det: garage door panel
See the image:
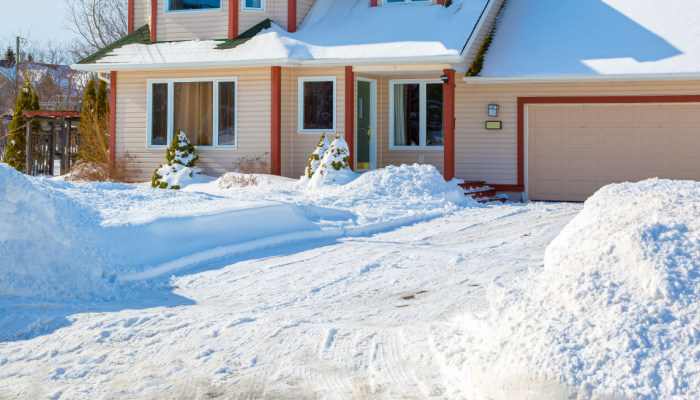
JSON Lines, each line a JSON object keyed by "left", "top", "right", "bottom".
{"left": 528, "top": 103, "right": 700, "bottom": 201}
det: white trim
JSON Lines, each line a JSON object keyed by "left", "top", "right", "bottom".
{"left": 464, "top": 73, "right": 700, "bottom": 85}
{"left": 146, "top": 77, "right": 239, "bottom": 149}
{"left": 164, "top": 0, "right": 222, "bottom": 12}
{"left": 71, "top": 55, "right": 462, "bottom": 72}
{"left": 356, "top": 78, "right": 377, "bottom": 170}
{"left": 388, "top": 78, "right": 444, "bottom": 151}
{"left": 298, "top": 76, "right": 337, "bottom": 134}
{"left": 241, "top": 0, "right": 265, "bottom": 12}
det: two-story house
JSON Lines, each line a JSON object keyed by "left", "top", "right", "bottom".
{"left": 73, "top": 0, "right": 700, "bottom": 202}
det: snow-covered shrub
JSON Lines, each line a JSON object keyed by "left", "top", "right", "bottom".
{"left": 308, "top": 134, "right": 357, "bottom": 187}
{"left": 304, "top": 133, "right": 330, "bottom": 179}
{"left": 152, "top": 131, "right": 201, "bottom": 190}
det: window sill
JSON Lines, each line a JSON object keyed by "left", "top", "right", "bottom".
{"left": 388, "top": 146, "right": 444, "bottom": 151}
{"left": 298, "top": 129, "right": 336, "bottom": 135}
{"left": 241, "top": 7, "right": 265, "bottom": 12}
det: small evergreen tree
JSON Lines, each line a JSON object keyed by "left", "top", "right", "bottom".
{"left": 82, "top": 76, "right": 97, "bottom": 115}
{"left": 152, "top": 131, "right": 200, "bottom": 189}
{"left": 304, "top": 132, "right": 330, "bottom": 179}
{"left": 3, "top": 79, "right": 41, "bottom": 172}
{"left": 5, "top": 47, "right": 15, "bottom": 62}
{"left": 309, "top": 133, "right": 354, "bottom": 186}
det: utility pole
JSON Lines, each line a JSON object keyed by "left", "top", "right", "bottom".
{"left": 15, "top": 36, "right": 20, "bottom": 85}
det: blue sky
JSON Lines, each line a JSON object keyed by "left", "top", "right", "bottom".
{"left": 1, "top": 0, "right": 78, "bottom": 46}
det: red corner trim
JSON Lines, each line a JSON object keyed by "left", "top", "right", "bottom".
{"left": 288, "top": 0, "right": 297, "bottom": 32}
{"left": 109, "top": 72, "right": 117, "bottom": 174}
{"left": 128, "top": 0, "right": 135, "bottom": 33}
{"left": 443, "top": 69, "right": 456, "bottom": 181}
{"left": 229, "top": 0, "right": 239, "bottom": 39}
{"left": 271, "top": 67, "right": 282, "bottom": 175}
{"left": 436, "top": 0, "right": 445, "bottom": 4}
{"left": 370, "top": 0, "right": 378, "bottom": 6}
{"left": 150, "top": 0, "right": 158, "bottom": 42}
{"left": 345, "top": 66, "right": 355, "bottom": 171}
{"left": 517, "top": 95, "right": 700, "bottom": 189}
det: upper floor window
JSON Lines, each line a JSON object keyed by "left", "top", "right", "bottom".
{"left": 167, "top": 0, "right": 221, "bottom": 11}
{"left": 242, "top": 0, "right": 265, "bottom": 11}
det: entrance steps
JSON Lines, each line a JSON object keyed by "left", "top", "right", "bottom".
{"left": 458, "top": 180, "right": 508, "bottom": 204}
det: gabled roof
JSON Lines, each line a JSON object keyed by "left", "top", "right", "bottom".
{"left": 77, "top": 24, "right": 152, "bottom": 65}
{"left": 73, "top": 0, "right": 493, "bottom": 71}
{"left": 475, "top": 0, "right": 700, "bottom": 80}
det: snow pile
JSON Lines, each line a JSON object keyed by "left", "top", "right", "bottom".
{"left": 0, "top": 164, "right": 112, "bottom": 301}
{"left": 308, "top": 135, "right": 357, "bottom": 187}
{"left": 468, "top": 179, "right": 700, "bottom": 399}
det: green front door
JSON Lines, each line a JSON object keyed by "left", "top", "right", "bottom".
{"left": 356, "top": 80, "right": 372, "bottom": 170}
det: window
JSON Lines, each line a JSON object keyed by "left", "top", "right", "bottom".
{"left": 390, "top": 79, "right": 443, "bottom": 149}
{"left": 148, "top": 78, "right": 237, "bottom": 148}
{"left": 298, "top": 77, "right": 336, "bottom": 133}
{"left": 242, "top": 0, "right": 265, "bottom": 11}
{"left": 168, "top": 0, "right": 220, "bottom": 11}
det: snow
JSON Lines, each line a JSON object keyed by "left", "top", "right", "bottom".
{"left": 443, "top": 179, "right": 700, "bottom": 399}
{"left": 2, "top": 162, "right": 700, "bottom": 399}
{"left": 308, "top": 134, "right": 356, "bottom": 187}
{"left": 152, "top": 164, "right": 203, "bottom": 189}
{"left": 480, "top": 0, "right": 700, "bottom": 77}
{"left": 92, "top": 0, "right": 489, "bottom": 67}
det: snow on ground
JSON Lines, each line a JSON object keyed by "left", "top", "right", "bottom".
{"left": 95, "top": 0, "right": 489, "bottom": 67}
{"left": 480, "top": 0, "right": 700, "bottom": 77}
{"left": 439, "top": 179, "right": 700, "bottom": 400}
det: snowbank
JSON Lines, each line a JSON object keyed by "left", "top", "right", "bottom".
{"left": 0, "top": 164, "right": 112, "bottom": 301}
{"left": 468, "top": 179, "right": 700, "bottom": 399}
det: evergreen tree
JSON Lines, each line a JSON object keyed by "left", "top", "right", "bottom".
{"left": 82, "top": 76, "right": 97, "bottom": 115}
{"left": 3, "top": 79, "right": 41, "bottom": 172}
{"left": 152, "top": 131, "right": 200, "bottom": 189}
{"left": 5, "top": 47, "right": 15, "bottom": 62}
{"left": 304, "top": 132, "right": 330, "bottom": 179}
{"left": 308, "top": 134, "right": 354, "bottom": 186}
{"left": 96, "top": 79, "right": 109, "bottom": 121}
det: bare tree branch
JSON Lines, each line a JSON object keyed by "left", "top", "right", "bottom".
{"left": 64, "top": 0, "right": 128, "bottom": 60}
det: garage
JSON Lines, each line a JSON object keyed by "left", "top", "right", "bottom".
{"left": 527, "top": 102, "right": 700, "bottom": 201}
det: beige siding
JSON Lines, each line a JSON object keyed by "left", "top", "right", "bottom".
{"left": 296, "top": 0, "right": 315, "bottom": 28}
{"left": 458, "top": 79, "right": 700, "bottom": 185}
{"left": 281, "top": 67, "right": 346, "bottom": 178}
{"left": 239, "top": 0, "right": 289, "bottom": 34}
{"left": 116, "top": 68, "right": 271, "bottom": 182}
{"left": 134, "top": 0, "right": 150, "bottom": 28}
{"left": 157, "top": 0, "right": 229, "bottom": 41}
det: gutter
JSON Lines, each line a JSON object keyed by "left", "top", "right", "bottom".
{"left": 464, "top": 73, "right": 700, "bottom": 84}
{"left": 71, "top": 54, "right": 463, "bottom": 72}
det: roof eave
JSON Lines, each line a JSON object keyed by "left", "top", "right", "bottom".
{"left": 71, "top": 54, "right": 463, "bottom": 72}
{"left": 464, "top": 73, "right": 700, "bottom": 84}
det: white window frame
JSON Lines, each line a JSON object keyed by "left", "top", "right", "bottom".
{"left": 389, "top": 78, "right": 444, "bottom": 151}
{"left": 241, "top": 0, "right": 266, "bottom": 12}
{"left": 146, "top": 77, "right": 238, "bottom": 149}
{"left": 165, "top": 0, "right": 222, "bottom": 12}
{"left": 298, "top": 76, "right": 337, "bottom": 134}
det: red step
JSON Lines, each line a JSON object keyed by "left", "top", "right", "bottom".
{"left": 459, "top": 179, "right": 508, "bottom": 204}
{"left": 458, "top": 180, "right": 487, "bottom": 191}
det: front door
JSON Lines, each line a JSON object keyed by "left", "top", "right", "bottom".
{"left": 356, "top": 79, "right": 376, "bottom": 170}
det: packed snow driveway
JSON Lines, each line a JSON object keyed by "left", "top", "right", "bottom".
{"left": 0, "top": 191, "right": 579, "bottom": 399}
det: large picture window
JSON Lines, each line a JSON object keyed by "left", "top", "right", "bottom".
{"left": 298, "top": 77, "right": 336, "bottom": 133}
{"left": 148, "top": 78, "right": 237, "bottom": 148}
{"left": 242, "top": 0, "right": 265, "bottom": 11}
{"left": 168, "top": 0, "right": 221, "bottom": 11}
{"left": 390, "top": 79, "right": 443, "bottom": 150}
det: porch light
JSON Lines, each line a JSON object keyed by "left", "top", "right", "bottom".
{"left": 488, "top": 104, "right": 499, "bottom": 117}
{"left": 440, "top": 74, "right": 449, "bottom": 84}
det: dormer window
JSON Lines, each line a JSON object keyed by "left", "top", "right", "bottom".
{"left": 167, "top": 0, "right": 221, "bottom": 11}
{"left": 242, "top": 0, "right": 265, "bottom": 11}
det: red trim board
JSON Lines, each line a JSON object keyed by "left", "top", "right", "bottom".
{"left": 109, "top": 72, "right": 117, "bottom": 174}
{"left": 288, "top": 0, "right": 297, "bottom": 32}
{"left": 128, "top": 0, "right": 135, "bottom": 33}
{"left": 517, "top": 95, "right": 700, "bottom": 190}
{"left": 442, "top": 69, "right": 455, "bottom": 181}
{"left": 229, "top": 0, "right": 239, "bottom": 39}
{"left": 271, "top": 67, "right": 282, "bottom": 175}
{"left": 150, "top": 0, "right": 158, "bottom": 42}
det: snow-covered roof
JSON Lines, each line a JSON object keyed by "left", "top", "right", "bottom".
{"left": 477, "top": 0, "right": 700, "bottom": 79}
{"left": 75, "top": 0, "right": 491, "bottom": 71}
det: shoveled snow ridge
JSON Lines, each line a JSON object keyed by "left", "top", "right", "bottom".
{"left": 467, "top": 179, "right": 700, "bottom": 400}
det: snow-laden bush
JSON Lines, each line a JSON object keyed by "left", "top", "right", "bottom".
{"left": 308, "top": 134, "right": 357, "bottom": 187}
{"left": 304, "top": 133, "right": 330, "bottom": 179}
{"left": 468, "top": 179, "right": 700, "bottom": 400}
{"left": 152, "top": 131, "right": 201, "bottom": 190}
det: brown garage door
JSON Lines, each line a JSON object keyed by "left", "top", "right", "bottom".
{"left": 527, "top": 103, "right": 700, "bottom": 201}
